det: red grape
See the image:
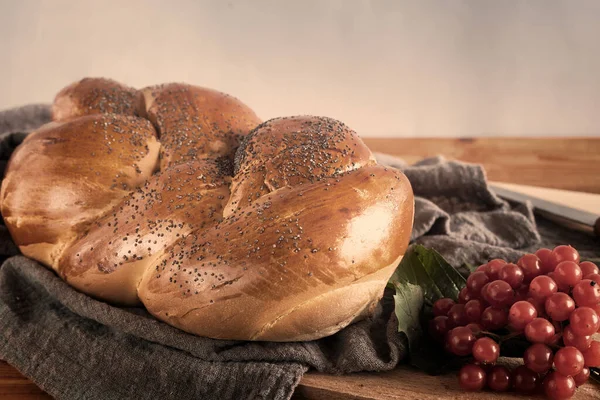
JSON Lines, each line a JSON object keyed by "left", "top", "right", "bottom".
{"left": 499, "top": 263, "right": 524, "bottom": 289}
{"left": 466, "top": 323, "right": 482, "bottom": 335}
{"left": 591, "top": 303, "right": 600, "bottom": 330}
{"left": 529, "top": 275, "right": 558, "bottom": 300}
{"left": 525, "top": 317, "right": 555, "bottom": 344}
{"left": 545, "top": 292, "right": 576, "bottom": 322}
{"left": 433, "top": 298, "right": 455, "bottom": 317}
{"left": 554, "top": 346, "right": 585, "bottom": 377}
{"left": 562, "top": 325, "right": 592, "bottom": 351}
{"left": 582, "top": 340, "right": 600, "bottom": 367}
{"left": 554, "top": 261, "right": 583, "bottom": 291}
{"left": 480, "top": 282, "right": 491, "bottom": 303}
{"left": 475, "top": 263, "right": 489, "bottom": 274}
{"left": 573, "top": 367, "right": 590, "bottom": 386}
{"left": 464, "top": 300, "right": 484, "bottom": 323}
{"left": 429, "top": 316, "right": 450, "bottom": 341}
{"left": 472, "top": 337, "right": 500, "bottom": 364}
{"left": 434, "top": 246, "right": 598, "bottom": 399}
{"left": 580, "top": 261, "right": 599, "bottom": 278}
{"left": 524, "top": 343, "right": 554, "bottom": 373}
{"left": 487, "top": 365, "right": 512, "bottom": 392}
{"left": 514, "top": 284, "right": 529, "bottom": 302}
{"left": 536, "top": 248, "right": 559, "bottom": 273}
{"left": 486, "top": 280, "right": 514, "bottom": 308}
{"left": 542, "top": 372, "right": 576, "bottom": 400}
{"left": 525, "top": 296, "right": 546, "bottom": 317}
{"left": 513, "top": 365, "right": 539, "bottom": 394}
{"left": 480, "top": 307, "right": 508, "bottom": 331}
{"left": 446, "top": 326, "right": 475, "bottom": 356}
{"left": 518, "top": 254, "right": 543, "bottom": 283}
{"left": 458, "top": 364, "right": 486, "bottom": 391}
{"left": 585, "top": 273, "right": 600, "bottom": 283}
{"left": 572, "top": 279, "right": 600, "bottom": 307}
{"left": 486, "top": 259, "right": 507, "bottom": 280}
{"left": 508, "top": 301, "right": 538, "bottom": 331}
{"left": 553, "top": 245, "right": 580, "bottom": 264}
{"left": 458, "top": 287, "right": 475, "bottom": 304}
{"left": 569, "top": 307, "right": 600, "bottom": 336}
{"left": 553, "top": 319, "right": 564, "bottom": 333}
{"left": 548, "top": 333, "right": 562, "bottom": 346}
{"left": 466, "top": 271, "right": 489, "bottom": 296}
{"left": 447, "top": 304, "right": 468, "bottom": 327}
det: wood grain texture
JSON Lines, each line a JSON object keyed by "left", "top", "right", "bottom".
{"left": 489, "top": 182, "right": 600, "bottom": 214}
{"left": 295, "top": 366, "right": 599, "bottom": 400}
{"left": 363, "top": 137, "right": 600, "bottom": 194}
{"left": 0, "top": 361, "right": 50, "bottom": 399}
{"left": 2, "top": 137, "right": 600, "bottom": 399}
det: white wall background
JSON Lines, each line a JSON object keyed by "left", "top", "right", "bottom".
{"left": 1, "top": 0, "right": 599, "bottom": 137}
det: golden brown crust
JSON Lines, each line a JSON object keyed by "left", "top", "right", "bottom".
{"left": 137, "top": 84, "right": 261, "bottom": 169}
{"left": 138, "top": 165, "right": 414, "bottom": 340}
{"left": 0, "top": 114, "right": 159, "bottom": 268}
{"left": 1, "top": 78, "right": 415, "bottom": 341}
{"left": 59, "top": 158, "right": 232, "bottom": 305}
{"left": 52, "top": 78, "right": 137, "bottom": 121}
{"left": 225, "top": 116, "right": 376, "bottom": 216}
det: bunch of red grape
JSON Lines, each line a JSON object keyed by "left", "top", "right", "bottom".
{"left": 429, "top": 245, "right": 600, "bottom": 400}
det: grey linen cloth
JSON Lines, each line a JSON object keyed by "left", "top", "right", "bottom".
{"left": 0, "top": 105, "right": 597, "bottom": 400}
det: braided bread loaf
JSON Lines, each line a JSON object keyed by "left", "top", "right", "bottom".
{"left": 1, "top": 78, "right": 414, "bottom": 341}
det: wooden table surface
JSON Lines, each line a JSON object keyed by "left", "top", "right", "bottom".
{"left": 2, "top": 137, "right": 600, "bottom": 399}
{"left": 366, "top": 137, "right": 600, "bottom": 194}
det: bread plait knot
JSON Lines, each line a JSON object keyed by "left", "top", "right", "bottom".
{"left": 1, "top": 78, "right": 414, "bottom": 341}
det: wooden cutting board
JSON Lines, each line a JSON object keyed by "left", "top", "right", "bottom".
{"left": 295, "top": 364, "right": 599, "bottom": 399}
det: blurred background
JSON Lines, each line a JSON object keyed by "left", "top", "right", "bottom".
{"left": 1, "top": 0, "right": 599, "bottom": 137}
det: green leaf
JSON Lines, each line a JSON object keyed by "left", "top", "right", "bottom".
{"left": 392, "top": 282, "right": 424, "bottom": 352}
{"left": 387, "top": 245, "right": 469, "bottom": 374}
{"left": 462, "top": 262, "right": 478, "bottom": 274}
{"left": 389, "top": 244, "right": 466, "bottom": 305}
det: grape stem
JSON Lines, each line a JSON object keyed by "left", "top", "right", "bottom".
{"left": 481, "top": 331, "right": 522, "bottom": 343}
{"left": 483, "top": 330, "right": 567, "bottom": 352}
